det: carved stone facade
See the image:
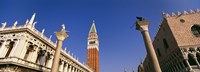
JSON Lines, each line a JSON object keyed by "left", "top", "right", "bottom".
{"left": 138, "top": 9, "right": 200, "bottom": 72}
{"left": 0, "top": 14, "right": 93, "bottom": 72}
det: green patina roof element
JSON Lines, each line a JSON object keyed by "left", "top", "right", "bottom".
{"left": 90, "top": 20, "right": 97, "bottom": 33}
{"left": 90, "top": 24, "right": 96, "bottom": 32}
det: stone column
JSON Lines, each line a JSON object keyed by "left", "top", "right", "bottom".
{"left": 51, "top": 24, "right": 69, "bottom": 72}
{"left": 46, "top": 55, "right": 53, "bottom": 68}
{"left": 193, "top": 57, "right": 200, "bottom": 68}
{"left": 135, "top": 17, "right": 161, "bottom": 72}
{"left": 2, "top": 41, "right": 11, "bottom": 57}
{"left": 30, "top": 45, "right": 39, "bottom": 62}
{"left": 73, "top": 68, "right": 76, "bottom": 72}
{"left": 0, "top": 41, "right": 7, "bottom": 57}
{"left": 71, "top": 67, "right": 74, "bottom": 72}
{"left": 59, "top": 61, "right": 64, "bottom": 72}
{"left": 68, "top": 65, "right": 72, "bottom": 72}
{"left": 19, "top": 40, "right": 28, "bottom": 58}
{"left": 185, "top": 59, "right": 192, "bottom": 71}
{"left": 63, "top": 63, "right": 68, "bottom": 72}
{"left": 9, "top": 39, "right": 20, "bottom": 57}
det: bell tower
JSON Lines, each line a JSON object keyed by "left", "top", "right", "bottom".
{"left": 86, "top": 20, "right": 99, "bottom": 72}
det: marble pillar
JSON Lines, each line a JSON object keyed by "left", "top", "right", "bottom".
{"left": 135, "top": 17, "right": 161, "bottom": 72}
{"left": 51, "top": 25, "right": 68, "bottom": 72}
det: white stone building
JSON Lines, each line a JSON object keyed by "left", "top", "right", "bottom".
{"left": 0, "top": 13, "right": 93, "bottom": 72}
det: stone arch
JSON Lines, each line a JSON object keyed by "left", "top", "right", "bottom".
{"left": 191, "top": 24, "right": 200, "bottom": 37}
{"left": 188, "top": 53, "right": 197, "bottom": 65}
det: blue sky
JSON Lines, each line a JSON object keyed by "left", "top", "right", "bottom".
{"left": 0, "top": 0, "right": 200, "bottom": 72}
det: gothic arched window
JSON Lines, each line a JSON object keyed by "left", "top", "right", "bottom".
{"left": 191, "top": 24, "right": 200, "bottom": 37}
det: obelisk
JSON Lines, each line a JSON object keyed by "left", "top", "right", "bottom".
{"left": 135, "top": 17, "right": 161, "bottom": 72}
{"left": 51, "top": 24, "right": 68, "bottom": 72}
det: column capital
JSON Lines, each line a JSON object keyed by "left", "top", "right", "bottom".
{"left": 135, "top": 17, "right": 150, "bottom": 32}
{"left": 55, "top": 30, "right": 68, "bottom": 41}
{"left": 55, "top": 24, "right": 69, "bottom": 41}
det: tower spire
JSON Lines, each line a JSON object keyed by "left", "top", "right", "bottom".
{"left": 87, "top": 20, "right": 99, "bottom": 72}
{"left": 29, "top": 13, "right": 36, "bottom": 25}
{"left": 89, "top": 20, "right": 97, "bottom": 33}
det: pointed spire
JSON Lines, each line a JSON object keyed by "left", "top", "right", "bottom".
{"left": 29, "top": 13, "right": 36, "bottom": 25}
{"left": 68, "top": 51, "right": 70, "bottom": 54}
{"left": 190, "top": 9, "right": 195, "bottom": 13}
{"left": 49, "top": 35, "right": 52, "bottom": 40}
{"left": 171, "top": 12, "right": 176, "bottom": 16}
{"left": 178, "top": 11, "right": 182, "bottom": 16}
{"left": 77, "top": 57, "right": 79, "bottom": 60}
{"left": 89, "top": 20, "right": 97, "bottom": 33}
{"left": 162, "top": 11, "right": 166, "bottom": 15}
{"left": 162, "top": 11, "right": 166, "bottom": 17}
{"left": 12, "top": 21, "right": 18, "bottom": 27}
{"left": 26, "top": 19, "right": 29, "bottom": 24}
{"left": 64, "top": 47, "right": 67, "bottom": 51}
{"left": 166, "top": 13, "right": 170, "bottom": 17}
{"left": 42, "top": 29, "right": 45, "bottom": 34}
{"left": 1, "top": 22, "right": 7, "bottom": 29}
{"left": 184, "top": 11, "right": 189, "bottom": 14}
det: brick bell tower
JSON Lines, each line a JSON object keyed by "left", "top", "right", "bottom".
{"left": 87, "top": 20, "right": 99, "bottom": 72}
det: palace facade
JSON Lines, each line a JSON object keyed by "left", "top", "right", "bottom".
{"left": 138, "top": 9, "right": 200, "bottom": 72}
{"left": 0, "top": 13, "right": 94, "bottom": 72}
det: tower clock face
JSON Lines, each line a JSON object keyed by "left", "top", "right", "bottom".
{"left": 89, "top": 41, "right": 95, "bottom": 44}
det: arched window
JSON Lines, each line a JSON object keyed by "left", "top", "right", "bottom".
{"left": 191, "top": 24, "right": 200, "bottom": 37}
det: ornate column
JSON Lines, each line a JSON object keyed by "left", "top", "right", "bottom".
{"left": 63, "top": 63, "right": 68, "bottom": 72}
{"left": 18, "top": 39, "right": 28, "bottom": 58}
{"left": 185, "top": 59, "right": 193, "bottom": 71}
{"left": 135, "top": 17, "right": 161, "bottom": 72}
{"left": 71, "top": 67, "right": 74, "bottom": 72}
{"left": 9, "top": 39, "right": 20, "bottom": 57}
{"left": 59, "top": 61, "right": 64, "bottom": 72}
{"left": 30, "top": 45, "right": 39, "bottom": 62}
{"left": 0, "top": 41, "right": 7, "bottom": 57}
{"left": 46, "top": 55, "right": 53, "bottom": 68}
{"left": 193, "top": 56, "right": 200, "bottom": 68}
{"left": 51, "top": 24, "right": 68, "bottom": 72}
{"left": 2, "top": 41, "right": 11, "bottom": 57}
{"left": 68, "top": 65, "right": 72, "bottom": 72}
{"left": 73, "top": 68, "right": 76, "bottom": 72}
{"left": 26, "top": 45, "right": 35, "bottom": 61}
